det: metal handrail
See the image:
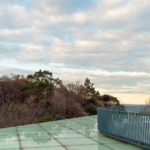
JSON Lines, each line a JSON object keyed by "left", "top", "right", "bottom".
{"left": 98, "top": 105, "right": 150, "bottom": 149}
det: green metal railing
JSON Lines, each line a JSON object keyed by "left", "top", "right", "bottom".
{"left": 98, "top": 105, "right": 150, "bottom": 149}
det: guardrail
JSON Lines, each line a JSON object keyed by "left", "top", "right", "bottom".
{"left": 98, "top": 105, "right": 150, "bottom": 149}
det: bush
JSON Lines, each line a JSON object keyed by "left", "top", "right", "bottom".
{"left": 36, "top": 114, "right": 65, "bottom": 123}
{"left": 55, "top": 114, "right": 65, "bottom": 120}
{"left": 88, "top": 98, "right": 96, "bottom": 104}
{"left": 36, "top": 114, "right": 54, "bottom": 123}
{"left": 83, "top": 103, "right": 97, "bottom": 115}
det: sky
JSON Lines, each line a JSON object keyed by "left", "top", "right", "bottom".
{"left": 0, "top": 0, "right": 150, "bottom": 104}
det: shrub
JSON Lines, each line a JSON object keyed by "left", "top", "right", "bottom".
{"left": 55, "top": 114, "right": 65, "bottom": 120}
{"left": 83, "top": 103, "right": 97, "bottom": 115}
{"left": 36, "top": 114, "right": 54, "bottom": 123}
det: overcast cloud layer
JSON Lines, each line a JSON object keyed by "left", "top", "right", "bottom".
{"left": 0, "top": 0, "right": 150, "bottom": 104}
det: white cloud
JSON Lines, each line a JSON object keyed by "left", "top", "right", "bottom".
{"left": 0, "top": 4, "right": 30, "bottom": 29}
{"left": 0, "top": 0, "right": 150, "bottom": 104}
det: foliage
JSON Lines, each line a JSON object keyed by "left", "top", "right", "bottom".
{"left": 84, "top": 78, "right": 100, "bottom": 99}
{"left": 36, "top": 114, "right": 65, "bottom": 123}
{"left": 55, "top": 114, "right": 65, "bottom": 120}
{"left": 9, "top": 104, "right": 26, "bottom": 114}
{"left": 0, "top": 75, "right": 26, "bottom": 105}
{"left": 36, "top": 114, "right": 54, "bottom": 123}
{"left": 0, "top": 70, "right": 120, "bottom": 128}
{"left": 83, "top": 102, "right": 97, "bottom": 115}
{"left": 26, "top": 70, "right": 61, "bottom": 98}
{"left": 100, "top": 94, "right": 120, "bottom": 106}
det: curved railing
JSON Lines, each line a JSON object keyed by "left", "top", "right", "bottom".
{"left": 98, "top": 105, "right": 150, "bottom": 149}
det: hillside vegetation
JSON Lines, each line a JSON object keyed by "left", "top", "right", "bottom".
{"left": 0, "top": 70, "right": 120, "bottom": 128}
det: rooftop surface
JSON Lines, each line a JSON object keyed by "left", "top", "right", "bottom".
{"left": 0, "top": 115, "right": 146, "bottom": 150}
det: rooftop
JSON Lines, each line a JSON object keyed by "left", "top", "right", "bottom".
{"left": 0, "top": 115, "right": 145, "bottom": 150}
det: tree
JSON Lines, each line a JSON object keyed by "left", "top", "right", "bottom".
{"left": 84, "top": 78, "right": 100, "bottom": 99}
{"left": 25, "top": 70, "right": 61, "bottom": 99}
{"left": 0, "top": 75, "right": 26, "bottom": 105}
{"left": 100, "top": 94, "right": 120, "bottom": 106}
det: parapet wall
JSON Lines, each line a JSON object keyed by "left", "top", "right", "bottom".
{"left": 98, "top": 105, "right": 150, "bottom": 149}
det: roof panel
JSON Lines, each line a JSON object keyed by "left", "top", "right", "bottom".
{"left": 0, "top": 115, "right": 145, "bottom": 150}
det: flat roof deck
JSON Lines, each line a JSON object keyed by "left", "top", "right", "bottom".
{"left": 0, "top": 115, "right": 146, "bottom": 150}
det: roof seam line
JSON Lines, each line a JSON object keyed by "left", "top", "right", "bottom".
{"left": 57, "top": 122, "right": 115, "bottom": 150}
{"left": 16, "top": 127, "right": 23, "bottom": 150}
{"left": 38, "top": 124, "right": 69, "bottom": 150}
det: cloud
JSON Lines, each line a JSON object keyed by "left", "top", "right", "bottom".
{"left": 92, "top": 0, "right": 150, "bottom": 28}
{"left": 0, "top": 4, "right": 30, "bottom": 29}
{"left": 0, "top": 66, "right": 32, "bottom": 75}
{"left": 0, "top": 0, "right": 150, "bottom": 104}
